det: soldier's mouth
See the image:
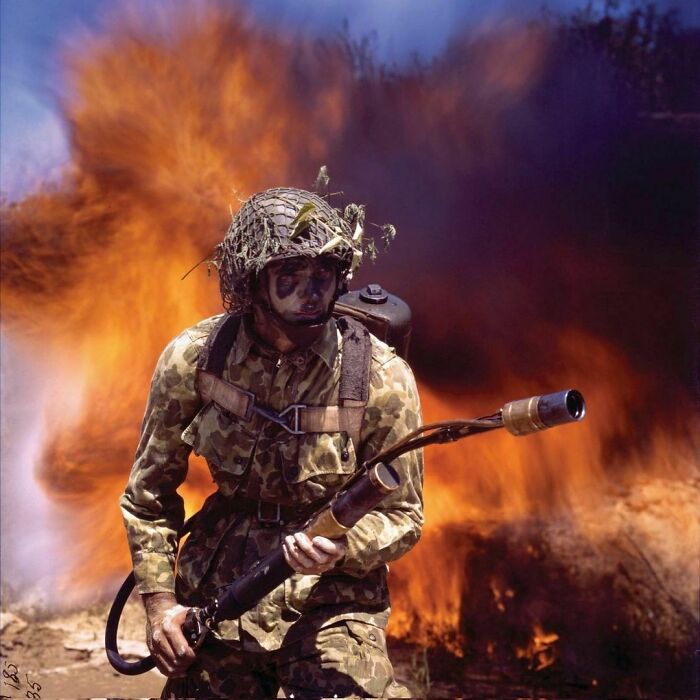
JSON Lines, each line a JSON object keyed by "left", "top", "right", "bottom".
{"left": 294, "top": 305, "right": 323, "bottom": 317}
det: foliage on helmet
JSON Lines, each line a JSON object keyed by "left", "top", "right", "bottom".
{"left": 213, "top": 187, "right": 394, "bottom": 313}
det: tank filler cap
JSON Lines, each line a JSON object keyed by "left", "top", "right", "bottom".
{"left": 359, "top": 284, "right": 388, "bottom": 304}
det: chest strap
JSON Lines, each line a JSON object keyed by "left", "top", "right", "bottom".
{"left": 196, "top": 314, "right": 371, "bottom": 451}
{"left": 198, "top": 371, "right": 366, "bottom": 440}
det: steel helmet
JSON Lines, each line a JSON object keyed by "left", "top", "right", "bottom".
{"left": 215, "top": 187, "right": 362, "bottom": 313}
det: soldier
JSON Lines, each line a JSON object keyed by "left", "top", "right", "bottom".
{"left": 120, "top": 188, "right": 424, "bottom": 698}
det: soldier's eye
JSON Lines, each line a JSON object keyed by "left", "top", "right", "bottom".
{"left": 316, "top": 267, "right": 334, "bottom": 280}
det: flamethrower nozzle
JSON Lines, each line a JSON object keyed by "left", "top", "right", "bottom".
{"left": 502, "top": 389, "right": 585, "bottom": 436}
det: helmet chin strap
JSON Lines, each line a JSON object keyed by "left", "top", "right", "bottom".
{"left": 258, "top": 300, "right": 333, "bottom": 348}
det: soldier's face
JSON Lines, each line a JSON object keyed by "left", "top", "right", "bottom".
{"left": 264, "top": 256, "right": 338, "bottom": 324}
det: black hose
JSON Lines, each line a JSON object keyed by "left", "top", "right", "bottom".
{"left": 105, "top": 516, "right": 196, "bottom": 675}
{"left": 104, "top": 571, "right": 156, "bottom": 675}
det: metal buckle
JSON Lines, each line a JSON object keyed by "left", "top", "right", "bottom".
{"left": 239, "top": 387, "right": 257, "bottom": 422}
{"left": 252, "top": 403, "right": 307, "bottom": 434}
{"left": 257, "top": 500, "right": 282, "bottom": 524}
{"left": 278, "top": 404, "right": 306, "bottom": 434}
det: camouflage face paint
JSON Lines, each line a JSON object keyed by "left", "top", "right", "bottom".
{"left": 265, "top": 257, "right": 338, "bottom": 324}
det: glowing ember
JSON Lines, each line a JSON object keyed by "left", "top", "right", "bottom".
{"left": 515, "top": 623, "right": 559, "bottom": 671}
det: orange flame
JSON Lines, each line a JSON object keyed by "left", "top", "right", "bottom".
{"left": 2, "top": 4, "right": 355, "bottom": 595}
{"left": 385, "top": 331, "right": 700, "bottom": 644}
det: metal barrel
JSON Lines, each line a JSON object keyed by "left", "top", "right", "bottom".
{"left": 212, "top": 463, "right": 399, "bottom": 623}
{"left": 213, "top": 548, "right": 293, "bottom": 622}
{"left": 502, "top": 389, "right": 586, "bottom": 436}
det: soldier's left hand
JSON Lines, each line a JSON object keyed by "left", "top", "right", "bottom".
{"left": 282, "top": 532, "right": 347, "bottom": 575}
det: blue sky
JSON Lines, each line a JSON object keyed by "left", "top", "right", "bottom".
{"left": 2, "top": 0, "right": 698, "bottom": 199}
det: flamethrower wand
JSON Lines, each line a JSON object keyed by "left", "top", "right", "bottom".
{"left": 105, "top": 388, "right": 585, "bottom": 675}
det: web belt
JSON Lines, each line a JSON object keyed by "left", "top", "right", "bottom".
{"left": 226, "top": 494, "right": 317, "bottom": 525}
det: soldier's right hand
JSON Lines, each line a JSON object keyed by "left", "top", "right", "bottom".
{"left": 143, "top": 592, "right": 196, "bottom": 677}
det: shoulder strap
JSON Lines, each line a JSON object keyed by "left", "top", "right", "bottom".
{"left": 196, "top": 314, "right": 254, "bottom": 418}
{"left": 337, "top": 315, "right": 372, "bottom": 404}
{"left": 197, "top": 314, "right": 243, "bottom": 376}
{"left": 336, "top": 315, "right": 372, "bottom": 450}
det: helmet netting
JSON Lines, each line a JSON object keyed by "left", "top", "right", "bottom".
{"left": 214, "top": 188, "right": 357, "bottom": 313}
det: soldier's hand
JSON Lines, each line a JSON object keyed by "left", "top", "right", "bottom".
{"left": 143, "top": 592, "right": 196, "bottom": 677}
{"left": 282, "top": 532, "right": 347, "bottom": 575}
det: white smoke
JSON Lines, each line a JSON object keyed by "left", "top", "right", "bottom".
{"left": 0, "top": 334, "right": 85, "bottom": 610}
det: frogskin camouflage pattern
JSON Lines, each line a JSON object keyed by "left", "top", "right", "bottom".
{"left": 160, "top": 620, "right": 411, "bottom": 699}
{"left": 120, "top": 314, "right": 423, "bottom": 672}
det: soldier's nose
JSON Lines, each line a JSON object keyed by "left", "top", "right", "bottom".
{"left": 304, "top": 281, "right": 322, "bottom": 300}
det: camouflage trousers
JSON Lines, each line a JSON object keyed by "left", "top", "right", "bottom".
{"left": 161, "top": 620, "right": 409, "bottom": 699}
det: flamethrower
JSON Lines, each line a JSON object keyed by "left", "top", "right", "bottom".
{"left": 105, "top": 388, "right": 585, "bottom": 675}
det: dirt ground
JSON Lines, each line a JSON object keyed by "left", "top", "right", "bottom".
{"left": 1, "top": 601, "right": 162, "bottom": 699}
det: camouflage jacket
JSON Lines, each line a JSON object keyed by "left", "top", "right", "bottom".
{"left": 121, "top": 315, "right": 423, "bottom": 651}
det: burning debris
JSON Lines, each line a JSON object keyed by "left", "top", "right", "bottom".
{"left": 1, "top": 2, "right": 698, "bottom": 697}
{"left": 456, "top": 475, "right": 699, "bottom": 694}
